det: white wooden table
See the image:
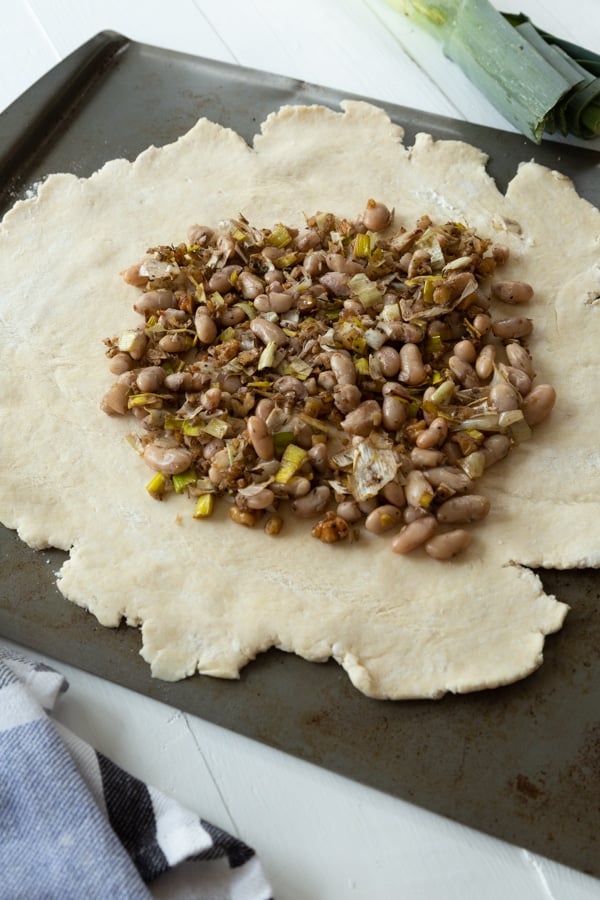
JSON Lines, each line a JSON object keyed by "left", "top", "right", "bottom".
{"left": 1, "top": 2, "right": 599, "bottom": 898}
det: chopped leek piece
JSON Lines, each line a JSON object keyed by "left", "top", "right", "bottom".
{"left": 423, "top": 276, "right": 443, "bottom": 304}
{"left": 258, "top": 340, "right": 277, "bottom": 370}
{"left": 173, "top": 470, "right": 197, "bottom": 493}
{"left": 146, "top": 472, "right": 167, "bottom": 499}
{"left": 118, "top": 329, "right": 146, "bottom": 357}
{"left": 127, "top": 392, "right": 163, "bottom": 409}
{"left": 430, "top": 379, "right": 455, "bottom": 405}
{"left": 274, "top": 443, "right": 308, "bottom": 484}
{"left": 272, "top": 430, "right": 295, "bottom": 457}
{"left": 353, "top": 233, "right": 372, "bottom": 258}
{"left": 281, "top": 356, "right": 313, "bottom": 380}
{"left": 182, "top": 420, "right": 205, "bottom": 437}
{"left": 466, "top": 428, "right": 485, "bottom": 442}
{"left": 274, "top": 253, "right": 299, "bottom": 269}
{"left": 459, "top": 412, "right": 501, "bottom": 432}
{"left": 460, "top": 450, "right": 486, "bottom": 479}
{"left": 426, "top": 333, "right": 444, "bottom": 354}
{"left": 267, "top": 224, "right": 293, "bottom": 248}
{"left": 203, "top": 417, "right": 229, "bottom": 439}
{"left": 354, "top": 357, "right": 370, "bottom": 377}
{"left": 219, "top": 327, "right": 236, "bottom": 342}
{"left": 386, "top": 0, "right": 600, "bottom": 142}
{"left": 234, "top": 301, "right": 257, "bottom": 320}
{"left": 379, "top": 302, "right": 401, "bottom": 322}
{"left": 351, "top": 438, "right": 398, "bottom": 502}
{"left": 193, "top": 493, "right": 215, "bottom": 518}
{"left": 352, "top": 336, "right": 367, "bottom": 356}
{"left": 348, "top": 273, "right": 382, "bottom": 308}
{"left": 210, "top": 291, "right": 226, "bottom": 308}
{"left": 498, "top": 408, "right": 532, "bottom": 442}
{"left": 164, "top": 414, "right": 183, "bottom": 431}
{"left": 406, "top": 400, "right": 421, "bottom": 419}
{"left": 298, "top": 412, "right": 332, "bottom": 434}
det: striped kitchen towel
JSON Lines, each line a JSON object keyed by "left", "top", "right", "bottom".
{"left": 0, "top": 647, "right": 273, "bottom": 900}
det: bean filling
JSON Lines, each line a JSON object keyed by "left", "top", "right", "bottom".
{"left": 102, "top": 202, "right": 556, "bottom": 559}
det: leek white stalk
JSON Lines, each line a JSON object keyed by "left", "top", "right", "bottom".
{"left": 387, "top": 0, "right": 600, "bottom": 142}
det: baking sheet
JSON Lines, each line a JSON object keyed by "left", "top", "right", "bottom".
{"left": 1, "top": 32, "right": 599, "bottom": 878}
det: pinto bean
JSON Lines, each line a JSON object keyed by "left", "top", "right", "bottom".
{"left": 492, "top": 317, "right": 533, "bottom": 339}
{"left": 337, "top": 500, "right": 363, "bottom": 523}
{"left": 247, "top": 415, "right": 274, "bottom": 460}
{"left": 136, "top": 366, "right": 165, "bottom": 392}
{"left": 391, "top": 515, "right": 437, "bottom": 554}
{"left": 326, "top": 252, "right": 363, "bottom": 275}
{"left": 374, "top": 346, "right": 401, "bottom": 378}
{"left": 448, "top": 355, "right": 478, "bottom": 388}
{"left": 425, "top": 529, "right": 471, "bottom": 559}
{"left": 482, "top": 434, "right": 511, "bottom": 468}
{"left": 475, "top": 343, "right": 496, "bottom": 380}
{"left": 522, "top": 384, "right": 556, "bottom": 426}
{"left": 365, "top": 504, "right": 404, "bottom": 534}
{"left": 291, "top": 485, "right": 331, "bottom": 518}
{"left": 362, "top": 199, "right": 392, "bottom": 232}
{"left": 436, "top": 494, "right": 490, "bottom": 524}
{"left": 207, "top": 264, "right": 242, "bottom": 293}
{"left": 134, "top": 289, "right": 174, "bottom": 314}
{"left": 194, "top": 310, "right": 218, "bottom": 344}
{"left": 330, "top": 349, "right": 356, "bottom": 385}
{"left": 143, "top": 444, "right": 192, "bottom": 475}
{"left": 250, "top": 317, "right": 288, "bottom": 347}
{"left": 453, "top": 339, "right": 477, "bottom": 363}
{"left": 490, "top": 281, "right": 533, "bottom": 304}
{"left": 499, "top": 363, "right": 532, "bottom": 396}
{"left": 505, "top": 342, "right": 535, "bottom": 378}
{"left": 416, "top": 417, "right": 448, "bottom": 449}
{"left": 410, "top": 447, "right": 445, "bottom": 468}
{"left": 101, "top": 381, "right": 130, "bottom": 416}
{"left": 382, "top": 395, "right": 408, "bottom": 432}
{"left": 246, "top": 488, "right": 275, "bottom": 510}
{"left": 158, "top": 333, "right": 192, "bottom": 353}
{"left": 399, "top": 343, "right": 426, "bottom": 385}
{"left": 341, "top": 400, "right": 382, "bottom": 436}
{"left": 424, "top": 467, "right": 474, "bottom": 493}
{"left": 380, "top": 481, "right": 406, "bottom": 508}
{"left": 109, "top": 353, "right": 135, "bottom": 375}
{"left": 333, "top": 383, "right": 362, "bottom": 415}
{"left": 404, "top": 470, "right": 435, "bottom": 509}
{"left": 253, "top": 292, "right": 294, "bottom": 314}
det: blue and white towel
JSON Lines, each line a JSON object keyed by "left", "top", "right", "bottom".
{"left": 0, "top": 647, "right": 273, "bottom": 899}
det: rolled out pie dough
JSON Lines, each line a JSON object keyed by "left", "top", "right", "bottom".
{"left": 1, "top": 100, "right": 599, "bottom": 699}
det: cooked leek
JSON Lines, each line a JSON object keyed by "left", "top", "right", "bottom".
{"left": 172, "top": 470, "right": 197, "bottom": 493}
{"left": 193, "top": 494, "right": 214, "bottom": 518}
{"left": 146, "top": 472, "right": 167, "bottom": 499}
{"left": 274, "top": 443, "right": 308, "bottom": 484}
{"left": 387, "top": 0, "right": 600, "bottom": 143}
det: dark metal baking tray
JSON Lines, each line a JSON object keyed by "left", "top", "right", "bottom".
{"left": 1, "top": 32, "right": 599, "bottom": 879}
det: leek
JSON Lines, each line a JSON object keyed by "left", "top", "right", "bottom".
{"left": 387, "top": 0, "right": 600, "bottom": 143}
{"left": 193, "top": 494, "right": 214, "bottom": 518}
{"left": 146, "top": 472, "right": 167, "bottom": 499}
{"left": 274, "top": 443, "right": 308, "bottom": 484}
{"left": 172, "top": 470, "right": 197, "bottom": 493}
